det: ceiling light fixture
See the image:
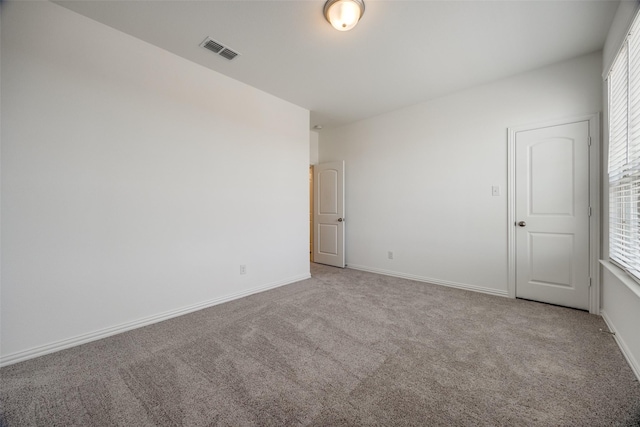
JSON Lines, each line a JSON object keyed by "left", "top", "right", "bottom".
{"left": 323, "top": 0, "right": 365, "bottom": 32}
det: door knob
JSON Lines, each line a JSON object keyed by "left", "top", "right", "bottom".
{"left": 517, "top": 221, "right": 526, "bottom": 227}
{"left": 338, "top": 218, "right": 344, "bottom": 222}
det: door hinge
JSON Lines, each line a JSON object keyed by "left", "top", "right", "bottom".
{"left": 588, "top": 136, "right": 592, "bottom": 146}
{"left": 588, "top": 206, "right": 592, "bottom": 217}
{"left": 589, "top": 277, "right": 592, "bottom": 288}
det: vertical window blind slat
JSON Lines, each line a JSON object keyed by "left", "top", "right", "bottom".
{"left": 608, "top": 14, "right": 640, "bottom": 282}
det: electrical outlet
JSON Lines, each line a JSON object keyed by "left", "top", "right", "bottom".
{"left": 240, "top": 265, "right": 246, "bottom": 275}
{"left": 388, "top": 251, "right": 394, "bottom": 260}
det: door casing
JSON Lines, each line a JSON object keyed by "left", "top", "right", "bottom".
{"left": 507, "top": 113, "right": 600, "bottom": 314}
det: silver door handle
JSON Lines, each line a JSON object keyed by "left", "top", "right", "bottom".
{"left": 338, "top": 218, "right": 344, "bottom": 222}
{"left": 517, "top": 221, "right": 526, "bottom": 227}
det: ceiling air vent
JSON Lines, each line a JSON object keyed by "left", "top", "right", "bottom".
{"left": 219, "top": 49, "right": 238, "bottom": 61}
{"left": 200, "top": 37, "right": 240, "bottom": 61}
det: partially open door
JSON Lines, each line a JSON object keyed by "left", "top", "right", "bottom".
{"left": 313, "top": 161, "right": 345, "bottom": 267}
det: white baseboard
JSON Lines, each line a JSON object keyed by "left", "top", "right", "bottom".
{"left": 346, "top": 264, "right": 509, "bottom": 297}
{"left": 601, "top": 309, "right": 640, "bottom": 382}
{"left": 0, "top": 273, "right": 310, "bottom": 367}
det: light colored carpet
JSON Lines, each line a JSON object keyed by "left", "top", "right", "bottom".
{"left": 1, "top": 263, "right": 639, "bottom": 426}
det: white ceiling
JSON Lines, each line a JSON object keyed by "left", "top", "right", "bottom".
{"left": 55, "top": 0, "right": 619, "bottom": 129}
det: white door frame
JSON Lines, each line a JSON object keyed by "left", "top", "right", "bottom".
{"left": 507, "top": 113, "right": 600, "bottom": 314}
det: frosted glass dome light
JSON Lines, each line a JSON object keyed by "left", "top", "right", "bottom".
{"left": 324, "top": 0, "right": 365, "bottom": 32}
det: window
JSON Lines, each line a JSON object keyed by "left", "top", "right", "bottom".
{"left": 608, "top": 14, "right": 640, "bottom": 282}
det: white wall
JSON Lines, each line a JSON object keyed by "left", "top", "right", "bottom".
{"left": 1, "top": 1, "right": 310, "bottom": 364}
{"left": 600, "top": 263, "right": 640, "bottom": 380}
{"left": 600, "top": 1, "right": 640, "bottom": 381}
{"left": 310, "top": 131, "right": 319, "bottom": 165}
{"left": 320, "top": 52, "right": 602, "bottom": 295}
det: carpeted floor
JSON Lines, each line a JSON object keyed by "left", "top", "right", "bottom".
{"left": 1, "top": 263, "right": 639, "bottom": 426}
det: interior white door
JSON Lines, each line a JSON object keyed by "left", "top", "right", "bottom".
{"left": 515, "top": 121, "right": 590, "bottom": 310}
{"left": 313, "top": 161, "right": 345, "bottom": 267}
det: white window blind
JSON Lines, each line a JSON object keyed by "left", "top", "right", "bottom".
{"left": 608, "top": 14, "right": 640, "bottom": 282}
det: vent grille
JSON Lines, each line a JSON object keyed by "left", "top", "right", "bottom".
{"left": 200, "top": 37, "right": 240, "bottom": 61}
{"left": 202, "top": 39, "right": 224, "bottom": 53}
{"left": 219, "top": 49, "right": 238, "bottom": 60}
